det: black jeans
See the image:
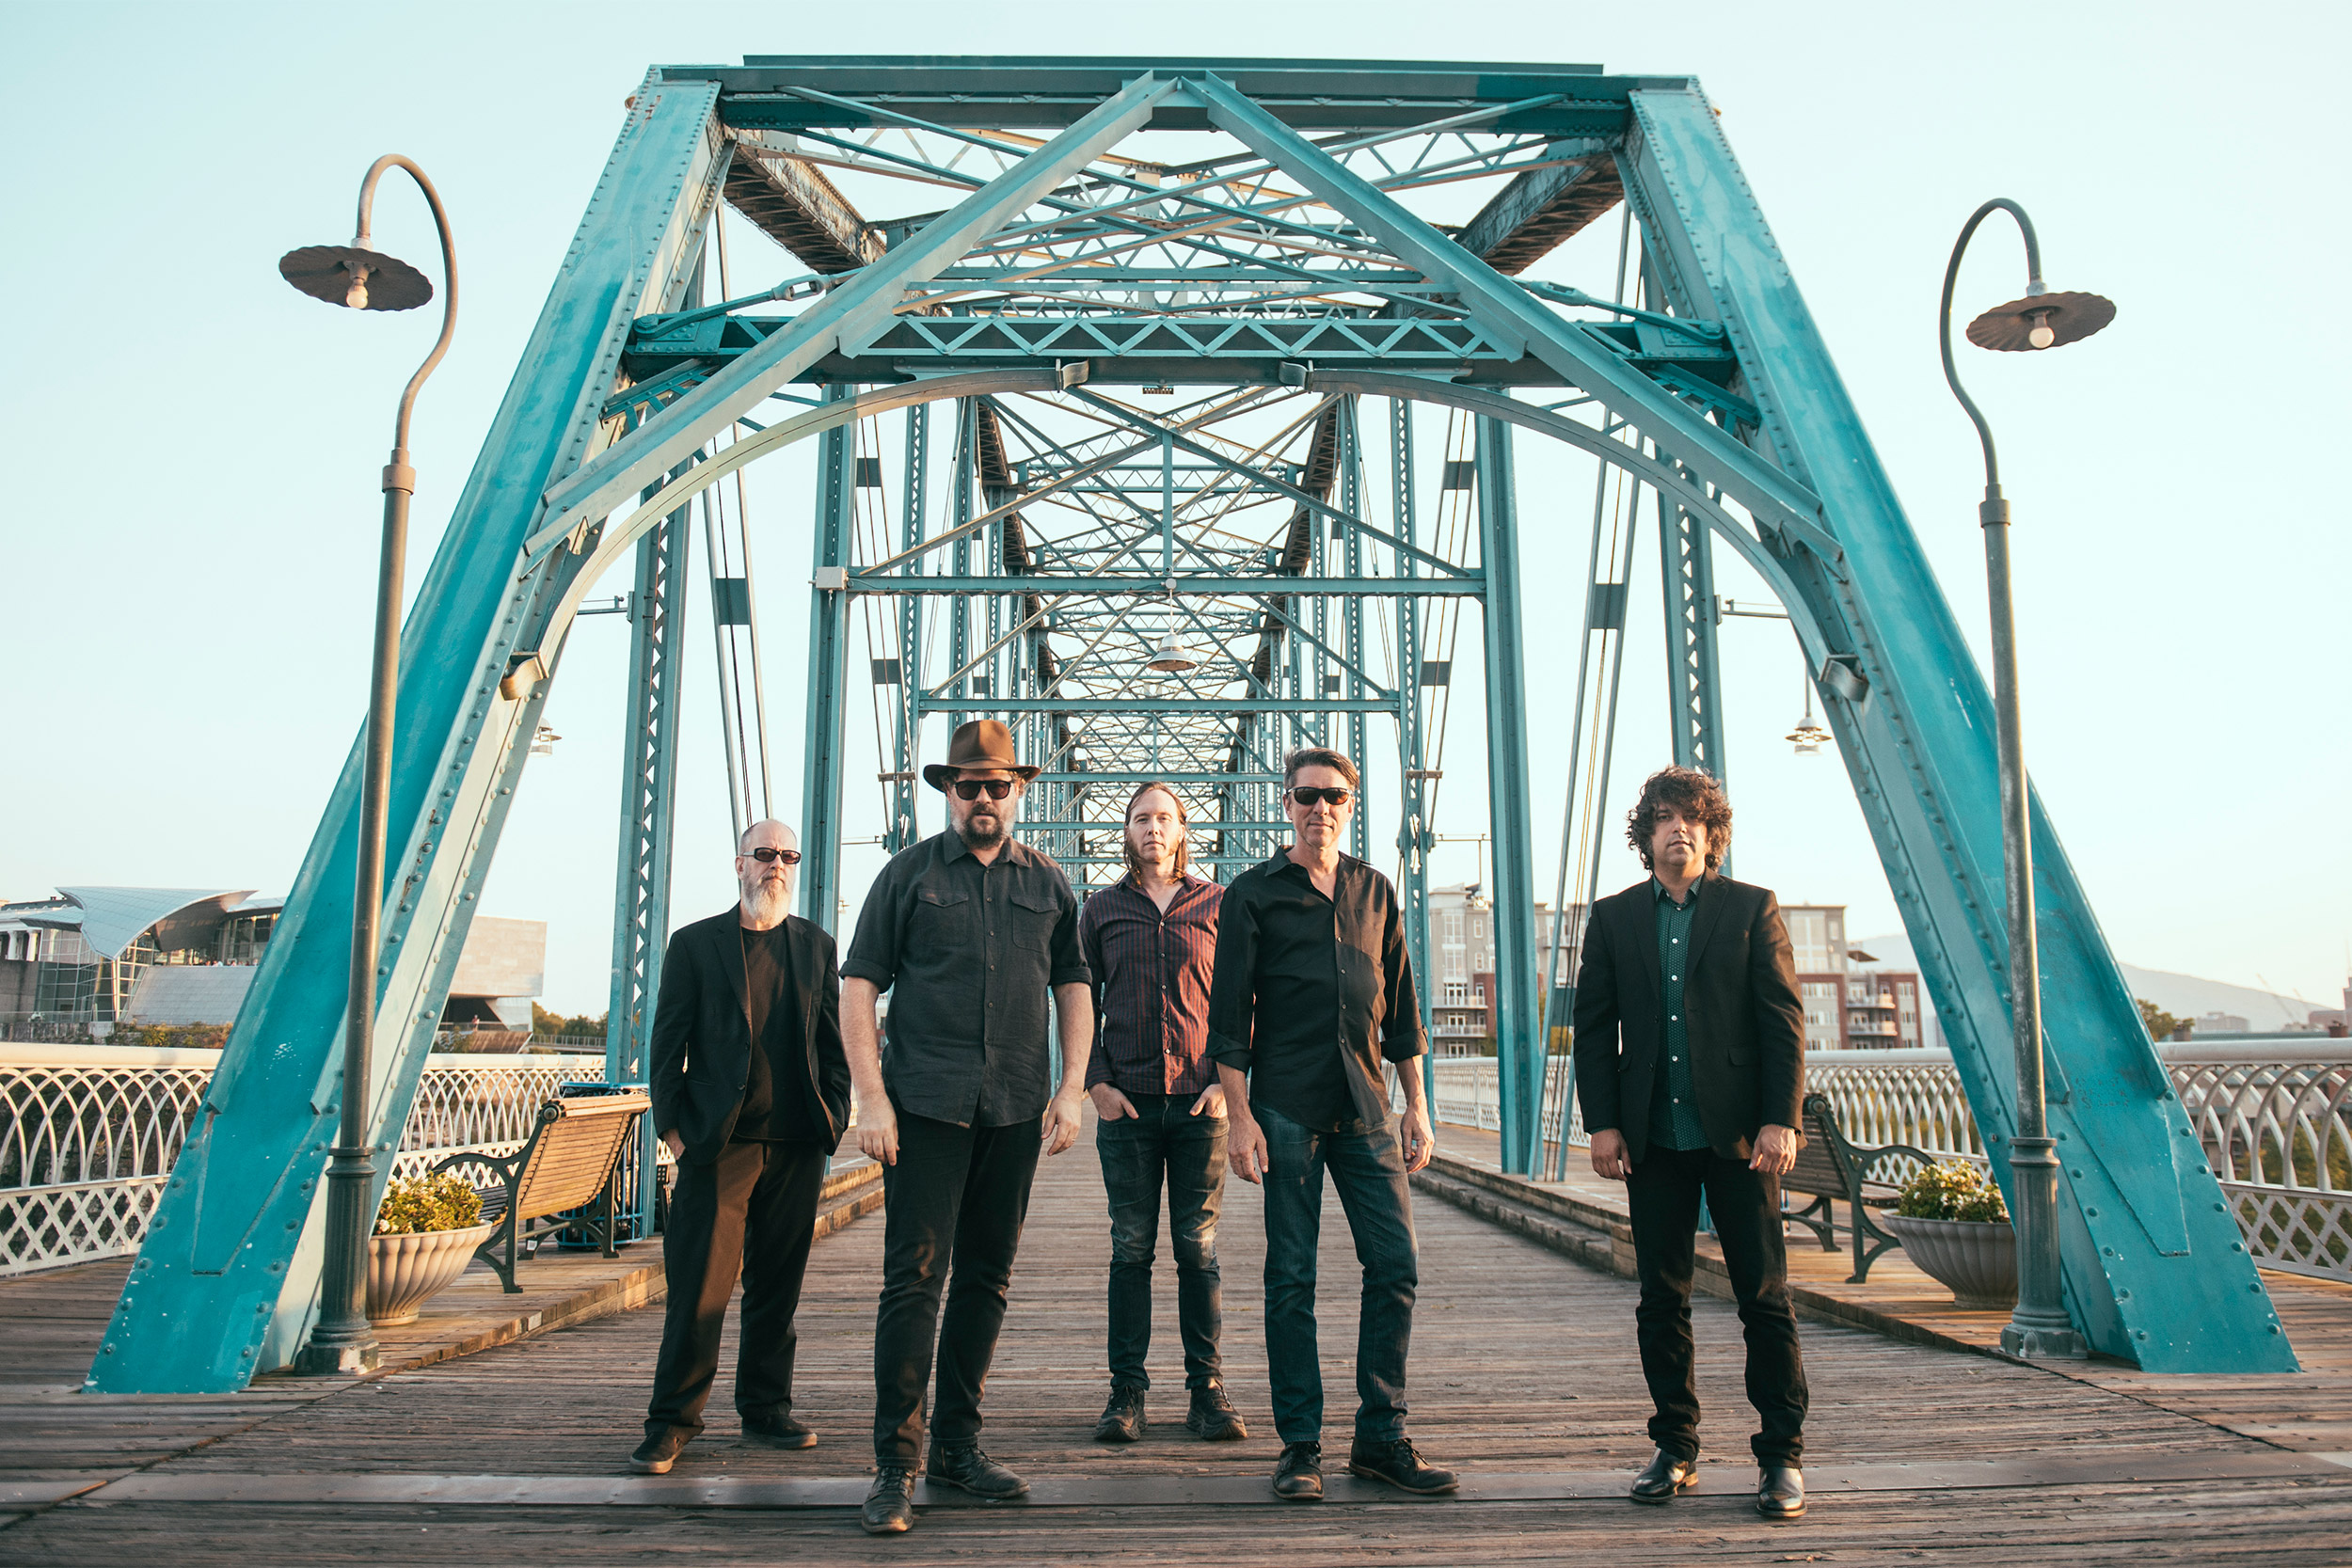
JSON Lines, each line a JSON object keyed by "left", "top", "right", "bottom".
{"left": 645, "top": 1137, "right": 827, "bottom": 1441}
{"left": 871, "top": 1107, "right": 1043, "bottom": 1464}
{"left": 1625, "top": 1144, "right": 1808, "bottom": 1465}
{"left": 1096, "top": 1093, "right": 1228, "bottom": 1391}
{"left": 1257, "top": 1102, "right": 1419, "bottom": 1446}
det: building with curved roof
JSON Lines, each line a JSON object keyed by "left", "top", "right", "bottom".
{"left": 0, "top": 885, "right": 541, "bottom": 1036}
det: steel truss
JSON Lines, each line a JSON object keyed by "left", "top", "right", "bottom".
{"left": 94, "top": 58, "right": 2289, "bottom": 1391}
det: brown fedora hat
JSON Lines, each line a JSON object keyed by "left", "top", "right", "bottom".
{"left": 922, "top": 719, "right": 1041, "bottom": 792}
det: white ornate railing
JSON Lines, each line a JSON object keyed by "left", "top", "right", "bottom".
{"left": 2171, "top": 1045, "right": 2351, "bottom": 1283}
{"left": 0, "top": 1046, "right": 604, "bottom": 1276}
{"left": 1423, "top": 1044, "right": 2352, "bottom": 1283}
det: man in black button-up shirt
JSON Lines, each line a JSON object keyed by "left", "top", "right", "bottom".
{"left": 841, "top": 720, "right": 1094, "bottom": 1535}
{"left": 1208, "top": 747, "right": 1455, "bottom": 1503}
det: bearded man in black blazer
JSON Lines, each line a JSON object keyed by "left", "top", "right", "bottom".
{"left": 1572, "top": 767, "right": 1809, "bottom": 1521}
{"left": 630, "top": 818, "right": 850, "bottom": 1476}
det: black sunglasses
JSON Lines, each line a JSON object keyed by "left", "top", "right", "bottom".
{"left": 741, "top": 847, "right": 803, "bottom": 865}
{"left": 1288, "top": 785, "right": 1353, "bottom": 807}
{"left": 952, "top": 779, "right": 1017, "bottom": 800}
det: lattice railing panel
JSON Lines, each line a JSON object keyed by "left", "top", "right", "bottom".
{"left": 2226, "top": 1182, "right": 2352, "bottom": 1281}
{"left": 0, "top": 1177, "right": 167, "bottom": 1275}
{"left": 0, "top": 1049, "right": 602, "bottom": 1275}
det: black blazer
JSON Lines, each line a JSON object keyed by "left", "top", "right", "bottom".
{"left": 1570, "top": 872, "right": 1805, "bottom": 1163}
{"left": 648, "top": 909, "right": 850, "bottom": 1163}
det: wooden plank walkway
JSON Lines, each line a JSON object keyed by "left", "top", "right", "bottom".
{"left": 4, "top": 1117, "right": 2350, "bottom": 1563}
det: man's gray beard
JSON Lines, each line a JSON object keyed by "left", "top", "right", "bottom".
{"left": 742, "top": 881, "right": 791, "bottom": 922}
{"left": 959, "top": 812, "right": 1008, "bottom": 849}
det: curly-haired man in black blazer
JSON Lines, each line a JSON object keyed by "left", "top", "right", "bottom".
{"left": 1572, "top": 767, "right": 1810, "bottom": 1521}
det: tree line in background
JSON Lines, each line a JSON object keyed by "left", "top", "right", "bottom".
{"left": 531, "top": 1003, "right": 609, "bottom": 1040}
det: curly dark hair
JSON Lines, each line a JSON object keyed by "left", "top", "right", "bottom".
{"left": 1626, "top": 766, "right": 1732, "bottom": 872}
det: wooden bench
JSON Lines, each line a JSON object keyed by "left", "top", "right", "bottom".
{"left": 431, "top": 1088, "right": 650, "bottom": 1293}
{"left": 1784, "top": 1090, "right": 1937, "bottom": 1285}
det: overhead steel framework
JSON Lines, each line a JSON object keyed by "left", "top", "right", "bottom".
{"left": 92, "top": 57, "right": 2292, "bottom": 1391}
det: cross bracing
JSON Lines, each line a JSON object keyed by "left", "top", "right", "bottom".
{"left": 90, "top": 57, "right": 2292, "bottom": 1396}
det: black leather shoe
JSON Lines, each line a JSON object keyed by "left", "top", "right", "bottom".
{"left": 629, "top": 1428, "right": 691, "bottom": 1475}
{"left": 740, "top": 1411, "right": 817, "bottom": 1450}
{"left": 1272, "top": 1440, "right": 1324, "bottom": 1500}
{"left": 1094, "top": 1385, "right": 1146, "bottom": 1443}
{"left": 1185, "top": 1383, "right": 1248, "bottom": 1442}
{"left": 927, "top": 1441, "right": 1029, "bottom": 1499}
{"left": 1756, "top": 1464, "right": 1805, "bottom": 1519}
{"left": 1347, "top": 1435, "right": 1460, "bottom": 1496}
{"left": 862, "top": 1465, "right": 916, "bottom": 1535}
{"left": 1629, "top": 1449, "right": 1699, "bottom": 1504}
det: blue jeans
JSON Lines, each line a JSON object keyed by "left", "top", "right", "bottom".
{"left": 1096, "top": 1094, "right": 1228, "bottom": 1390}
{"left": 1256, "top": 1102, "right": 1419, "bottom": 1446}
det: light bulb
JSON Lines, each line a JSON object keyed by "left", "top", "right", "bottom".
{"left": 2026, "top": 310, "right": 2055, "bottom": 350}
{"left": 344, "top": 268, "right": 371, "bottom": 309}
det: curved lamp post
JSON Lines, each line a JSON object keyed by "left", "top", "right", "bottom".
{"left": 1939, "top": 198, "right": 2112, "bottom": 1361}
{"left": 280, "top": 156, "right": 457, "bottom": 1375}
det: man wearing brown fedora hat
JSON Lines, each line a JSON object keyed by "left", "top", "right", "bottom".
{"left": 842, "top": 718, "right": 1095, "bottom": 1536}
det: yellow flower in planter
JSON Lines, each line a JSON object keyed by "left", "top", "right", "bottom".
{"left": 374, "top": 1173, "right": 485, "bottom": 1235}
{"left": 1895, "top": 1159, "right": 2009, "bottom": 1224}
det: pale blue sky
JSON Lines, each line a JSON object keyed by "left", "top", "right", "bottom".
{"left": 2, "top": 1, "right": 2344, "bottom": 1017}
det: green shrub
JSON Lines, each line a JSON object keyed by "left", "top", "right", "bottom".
{"left": 373, "top": 1173, "right": 485, "bottom": 1235}
{"left": 1895, "top": 1159, "right": 2010, "bottom": 1223}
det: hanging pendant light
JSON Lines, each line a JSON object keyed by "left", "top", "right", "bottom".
{"left": 1786, "top": 676, "right": 1828, "bottom": 756}
{"left": 1146, "top": 632, "right": 1200, "bottom": 673}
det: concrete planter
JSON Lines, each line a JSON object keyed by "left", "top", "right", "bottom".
{"left": 366, "top": 1222, "right": 494, "bottom": 1326}
{"left": 1883, "top": 1213, "right": 2018, "bottom": 1309}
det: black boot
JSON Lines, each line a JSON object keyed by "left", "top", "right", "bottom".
{"left": 1346, "top": 1435, "right": 1459, "bottom": 1495}
{"left": 740, "top": 1411, "right": 817, "bottom": 1449}
{"left": 927, "top": 1440, "right": 1029, "bottom": 1499}
{"left": 1184, "top": 1383, "right": 1248, "bottom": 1442}
{"left": 1093, "top": 1385, "right": 1147, "bottom": 1444}
{"left": 1629, "top": 1449, "right": 1699, "bottom": 1504}
{"left": 1271, "top": 1440, "right": 1324, "bottom": 1500}
{"left": 1757, "top": 1464, "right": 1805, "bottom": 1519}
{"left": 629, "top": 1428, "right": 691, "bottom": 1475}
{"left": 862, "top": 1465, "right": 916, "bottom": 1534}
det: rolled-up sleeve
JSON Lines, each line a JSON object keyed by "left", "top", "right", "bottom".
{"left": 1047, "top": 871, "right": 1091, "bottom": 990}
{"left": 1377, "top": 884, "right": 1426, "bottom": 1062}
{"left": 1205, "top": 879, "right": 1259, "bottom": 1071}
{"left": 841, "top": 857, "right": 903, "bottom": 990}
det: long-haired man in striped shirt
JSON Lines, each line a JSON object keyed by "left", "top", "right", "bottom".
{"left": 1078, "top": 782, "right": 1248, "bottom": 1446}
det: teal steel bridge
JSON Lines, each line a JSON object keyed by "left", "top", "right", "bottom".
{"left": 89, "top": 57, "right": 2294, "bottom": 1390}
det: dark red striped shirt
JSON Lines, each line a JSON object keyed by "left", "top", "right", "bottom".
{"left": 1078, "top": 872, "right": 1222, "bottom": 1098}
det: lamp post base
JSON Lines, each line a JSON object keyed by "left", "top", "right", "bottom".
{"left": 294, "top": 1338, "right": 381, "bottom": 1376}
{"left": 2000, "top": 1316, "right": 2088, "bottom": 1361}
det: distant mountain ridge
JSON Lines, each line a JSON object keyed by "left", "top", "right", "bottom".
{"left": 1853, "top": 934, "right": 2331, "bottom": 1027}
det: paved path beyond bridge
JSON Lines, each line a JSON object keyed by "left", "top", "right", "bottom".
{"left": 5, "top": 1117, "right": 2349, "bottom": 1564}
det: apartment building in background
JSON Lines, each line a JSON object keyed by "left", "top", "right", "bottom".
{"left": 1786, "top": 903, "right": 1850, "bottom": 1051}
{"left": 1426, "top": 882, "right": 1575, "bottom": 1055}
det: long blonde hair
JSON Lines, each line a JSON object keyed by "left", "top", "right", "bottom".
{"left": 1120, "top": 782, "right": 1190, "bottom": 879}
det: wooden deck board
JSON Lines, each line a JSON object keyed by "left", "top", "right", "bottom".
{"left": 5, "top": 1117, "right": 2349, "bottom": 1561}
